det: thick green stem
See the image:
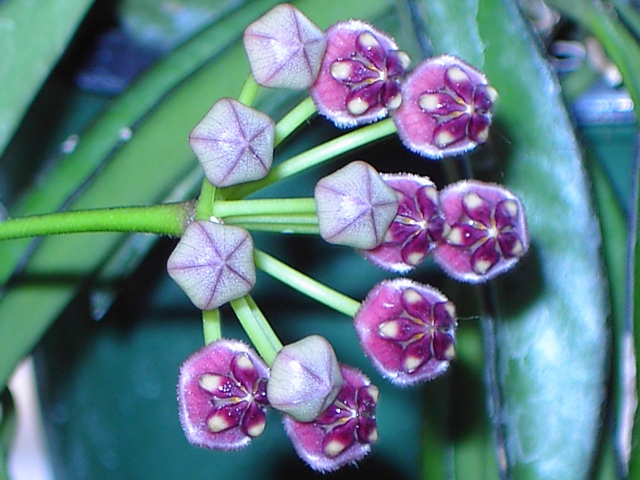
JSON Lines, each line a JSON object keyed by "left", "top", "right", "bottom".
{"left": 228, "top": 118, "right": 398, "bottom": 199}
{"left": 230, "top": 295, "right": 282, "bottom": 365}
{"left": 254, "top": 249, "right": 360, "bottom": 317}
{"left": 0, "top": 202, "right": 193, "bottom": 240}
{"left": 212, "top": 198, "right": 317, "bottom": 218}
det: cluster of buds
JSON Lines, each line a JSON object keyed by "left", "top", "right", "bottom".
{"left": 167, "top": 3, "right": 530, "bottom": 473}
{"left": 178, "top": 336, "right": 378, "bottom": 472}
{"left": 314, "top": 162, "right": 529, "bottom": 283}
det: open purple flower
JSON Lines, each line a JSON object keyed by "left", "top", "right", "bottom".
{"left": 283, "top": 365, "right": 378, "bottom": 472}
{"left": 354, "top": 279, "right": 456, "bottom": 386}
{"left": 267, "top": 335, "right": 344, "bottom": 422}
{"left": 315, "top": 161, "right": 399, "bottom": 250}
{"left": 310, "top": 20, "right": 410, "bottom": 128}
{"left": 243, "top": 4, "right": 327, "bottom": 89}
{"left": 167, "top": 220, "right": 256, "bottom": 310}
{"left": 433, "top": 180, "right": 529, "bottom": 283}
{"left": 177, "top": 339, "right": 270, "bottom": 450}
{"left": 189, "top": 98, "right": 275, "bottom": 187}
{"left": 393, "top": 54, "right": 498, "bottom": 159}
{"left": 360, "top": 173, "right": 446, "bottom": 272}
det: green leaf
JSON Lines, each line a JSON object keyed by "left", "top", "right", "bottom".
{"left": 0, "top": 0, "right": 95, "bottom": 156}
{"left": 417, "top": 0, "right": 609, "bottom": 478}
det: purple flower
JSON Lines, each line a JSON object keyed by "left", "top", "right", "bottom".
{"left": 433, "top": 180, "right": 529, "bottom": 283}
{"left": 314, "top": 161, "right": 399, "bottom": 250}
{"left": 283, "top": 365, "right": 378, "bottom": 472}
{"left": 243, "top": 4, "right": 327, "bottom": 89}
{"left": 177, "top": 339, "right": 270, "bottom": 450}
{"left": 189, "top": 98, "right": 275, "bottom": 187}
{"left": 267, "top": 335, "right": 344, "bottom": 422}
{"left": 360, "top": 173, "right": 446, "bottom": 272}
{"left": 393, "top": 54, "right": 498, "bottom": 159}
{"left": 310, "top": 20, "right": 410, "bottom": 128}
{"left": 167, "top": 220, "right": 256, "bottom": 311}
{"left": 354, "top": 279, "right": 456, "bottom": 386}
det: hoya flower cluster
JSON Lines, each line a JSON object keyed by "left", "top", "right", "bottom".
{"left": 167, "top": 3, "right": 530, "bottom": 474}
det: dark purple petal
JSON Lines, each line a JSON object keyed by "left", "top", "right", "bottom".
{"left": 445, "top": 65, "right": 474, "bottom": 103}
{"left": 433, "top": 332, "right": 456, "bottom": 361}
{"left": 356, "top": 31, "right": 386, "bottom": 68}
{"left": 462, "top": 191, "right": 493, "bottom": 226}
{"left": 470, "top": 238, "right": 500, "bottom": 275}
{"left": 498, "top": 231, "right": 526, "bottom": 258}
{"left": 323, "top": 420, "right": 358, "bottom": 457}
{"left": 379, "top": 80, "right": 402, "bottom": 109}
{"left": 468, "top": 113, "right": 491, "bottom": 143}
{"left": 418, "top": 91, "right": 466, "bottom": 115}
{"left": 446, "top": 223, "right": 487, "bottom": 247}
{"left": 402, "top": 340, "right": 432, "bottom": 373}
{"left": 330, "top": 59, "right": 379, "bottom": 84}
{"left": 378, "top": 317, "right": 423, "bottom": 342}
{"left": 433, "top": 113, "right": 470, "bottom": 147}
{"left": 241, "top": 401, "right": 267, "bottom": 438}
{"left": 345, "top": 82, "right": 384, "bottom": 115}
{"left": 400, "top": 229, "right": 429, "bottom": 267}
{"left": 495, "top": 199, "right": 520, "bottom": 230}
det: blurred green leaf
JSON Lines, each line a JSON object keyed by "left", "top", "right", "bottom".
{"left": 417, "top": 0, "right": 609, "bottom": 478}
{"left": 0, "top": 0, "right": 94, "bottom": 156}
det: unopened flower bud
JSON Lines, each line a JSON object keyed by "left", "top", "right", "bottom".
{"left": 315, "top": 161, "right": 399, "bottom": 249}
{"left": 267, "top": 335, "right": 343, "bottom": 422}
{"left": 243, "top": 4, "right": 327, "bottom": 89}
{"left": 189, "top": 98, "right": 275, "bottom": 187}
{"left": 167, "top": 221, "right": 256, "bottom": 310}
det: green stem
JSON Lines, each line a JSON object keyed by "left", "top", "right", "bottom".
{"left": 202, "top": 309, "right": 222, "bottom": 345}
{"left": 230, "top": 295, "right": 282, "bottom": 365}
{"left": 0, "top": 202, "right": 193, "bottom": 240}
{"left": 228, "top": 118, "right": 398, "bottom": 199}
{"left": 274, "top": 97, "right": 318, "bottom": 147}
{"left": 254, "top": 249, "right": 360, "bottom": 317}
{"left": 195, "top": 181, "right": 216, "bottom": 220}
{"left": 212, "top": 198, "right": 317, "bottom": 218}
{"left": 237, "top": 74, "right": 260, "bottom": 106}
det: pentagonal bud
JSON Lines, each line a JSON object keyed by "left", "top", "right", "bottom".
{"left": 267, "top": 335, "right": 344, "bottom": 422}
{"left": 167, "top": 220, "right": 256, "bottom": 310}
{"left": 315, "top": 161, "right": 399, "bottom": 250}
{"left": 189, "top": 98, "right": 275, "bottom": 187}
{"left": 243, "top": 4, "right": 327, "bottom": 89}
